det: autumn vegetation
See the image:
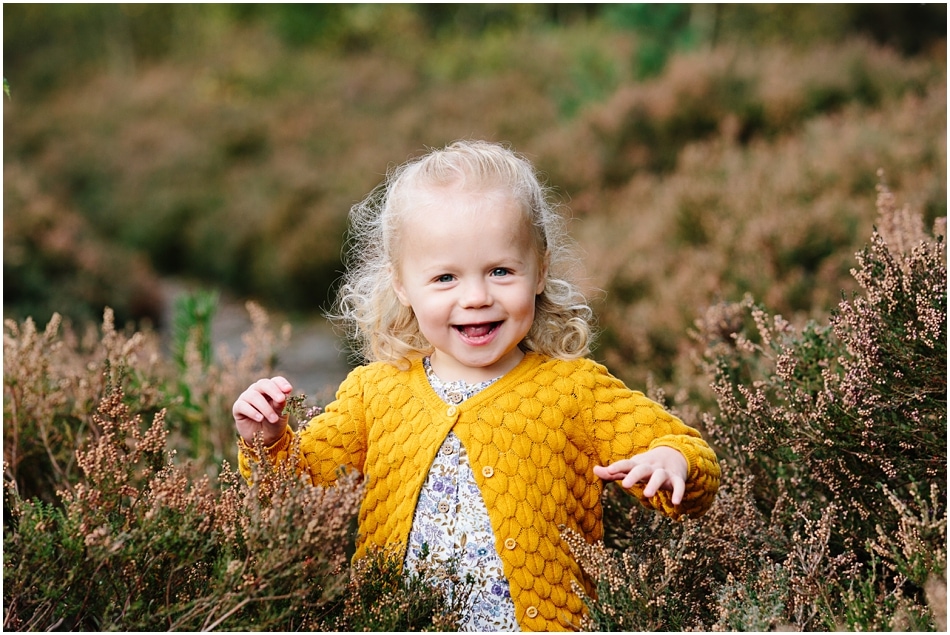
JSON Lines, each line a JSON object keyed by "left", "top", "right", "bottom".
{"left": 4, "top": 5, "right": 946, "bottom": 630}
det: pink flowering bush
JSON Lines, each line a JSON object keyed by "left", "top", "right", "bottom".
{"left": 698, "top": 179, "right": 945, "bottom": 548}
{"left": 570, "top": 181, "right": 946, "bottom": 630}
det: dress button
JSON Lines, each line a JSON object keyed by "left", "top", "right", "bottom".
{"left": 481, "top": 465, "right": 494, "bottom": 478}
{"left": 526, "top": 606, "right": 539, "bottom": 618}
{"left": 438, "top": 501, "right": 450, "bottom": 514}
{"left": 504, "top": 538, "right": 517, "bottom": 550}
{"left": 446, "top": 405, "right": 458, "bottom": 417}
{"left": 441, "top": 444, "right": 454, "bottom": 455}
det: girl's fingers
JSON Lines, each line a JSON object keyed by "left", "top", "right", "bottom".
{"left": 241, "top": 390, "right": 280, "bottom": 422}
{"left": 635, "top": 469, "right": 686, "bottom": 504}
{"left": 232, "top": 399, "right": 265, "bottom": 423}
{"left": 232, "top": 377, "right": 295, "bottom": 447}
{"left": 638, "top": 469, "right": 667, "bottom": 496}
{"left": 595, "top": 461, "right": 655, "bottom": 487}
{"left": 234, "top": 378, "right": 293, "bottom": 423}
{"left": 596, "top": 448, "right": 688, "bottom": 501}
{"left": 671, "top": 476, "right": 686, "bottom": 505}
{"left": 253, "top": 377, "right": 293, "bottom": 405}
{"left": 621, "top": 464, "right": 658, "bottom": 489}
{"left": 267, "top": 376, "right": 294, "bottom": 394}
{"left": 593, "top": 460, "right": 634, "bottom": 481}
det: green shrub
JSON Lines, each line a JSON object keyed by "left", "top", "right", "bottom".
{"left": 604, "top": 3, "right": 696, "bottom": 80}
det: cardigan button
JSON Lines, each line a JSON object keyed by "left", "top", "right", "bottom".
{"left": 481, "top": 465, "right": 494, "bottom": 478}
{"left": 504, "top": 538, "right": 517, "bottom": 550}
{"left": 446, "top": 405, "right": 458, "bottom": 417}
{"left": 526, "top": 606, "right": 539, "bottom": 619}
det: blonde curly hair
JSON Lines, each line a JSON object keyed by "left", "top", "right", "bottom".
{"left": 331, "top": 140, "right": 593, "bottom": 366}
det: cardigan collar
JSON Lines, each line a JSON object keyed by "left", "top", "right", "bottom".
{"left": 405, "top": 351, "right": 547, "bottom": 414}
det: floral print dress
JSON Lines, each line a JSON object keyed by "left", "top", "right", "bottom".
{"left": 402, "top": 357, "right": 520, "bottom": 632}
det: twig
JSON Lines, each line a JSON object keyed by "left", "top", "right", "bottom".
{"left": 201, "top": 593, "right": 298, "bottom": 632}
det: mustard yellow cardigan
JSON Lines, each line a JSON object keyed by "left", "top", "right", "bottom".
{"left": 238, "top": 352, "right": 720, "bottom": 631}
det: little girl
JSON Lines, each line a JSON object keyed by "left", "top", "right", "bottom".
{"left": 233, "top": 140, "right": 720, "bottom": 632}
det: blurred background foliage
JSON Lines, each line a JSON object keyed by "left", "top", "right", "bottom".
{"left": 3, "top": 3, "right": 946, "bottom": 393}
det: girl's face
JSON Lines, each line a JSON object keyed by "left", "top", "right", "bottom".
{"left": 392, "top": 183, "right": 546, "bottom": 383}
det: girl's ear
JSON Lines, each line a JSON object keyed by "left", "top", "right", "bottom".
{"left": 536, "top": 250, "right": 550, "bottom": 295}
{"left": 390, "top": 266, "right": 412, "bottom": 307}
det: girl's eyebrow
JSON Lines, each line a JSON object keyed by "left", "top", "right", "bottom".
{"left": 417, "top": 260, "right": 458, "bottom": 273}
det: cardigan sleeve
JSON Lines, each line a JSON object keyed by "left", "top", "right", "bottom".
{"left": 582, "top": 362, "right": 720, "bottom": 520}
{"left": 237, "top": 366, "right": 370, "bottom": 487}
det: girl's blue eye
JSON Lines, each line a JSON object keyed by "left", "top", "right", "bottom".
{"left": 491, "top": 268, "right": 510, "bottom": 277}
{"left": 436, "top": 274, "right": 454, "bottom": 283}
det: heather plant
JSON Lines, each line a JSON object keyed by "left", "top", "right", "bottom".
{"left": 561, "top": 182, "right": 946, "bottom": 631}
{"left": 698, "top": 179, "right": 945, "bottom": 547}
{"left": 546, "top": 38, "right": 940, "bottom": 185}
{"left": 3, "top": 292, "right": 288, "bottom": 500}
{"left": 3, "top": 303, "right": 469, "bottom": 631}
{"left": 573, "top": 70, "right": 945, "bottom": 391}
{"left": 839, "top": 483, "right": 947, "bottom": 631}
{"left": 3, "top": 377, "right": 363, "bottom": 630}
{"left": 566, "top": 465, "right": 796, "bottom": 631}
{"left": 4, "top": 388, "right": 467, "bottom": 631}
{"left": 316, "top": 546, "right": 470, "bottom": 632}
{"left": 3, "top": 308, "right": 166, "bottom": 503}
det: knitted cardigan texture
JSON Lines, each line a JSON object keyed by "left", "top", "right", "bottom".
{"left": 238, "top": 352, "right": 720, "bottom": 631}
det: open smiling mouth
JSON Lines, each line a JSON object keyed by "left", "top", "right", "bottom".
{"left": 454, "top": 322, "right": 502, "bottom": 340}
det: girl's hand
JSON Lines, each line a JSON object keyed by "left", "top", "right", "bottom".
{"left": 233, "top": 376, "right": 294, "bottom": 446}
{"left": 593, "top": 446, "right": 688, "bottom": 505}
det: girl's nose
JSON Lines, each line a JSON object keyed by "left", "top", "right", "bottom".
{"left": 459, "top": 278, "right": 492, "bottom": 308}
